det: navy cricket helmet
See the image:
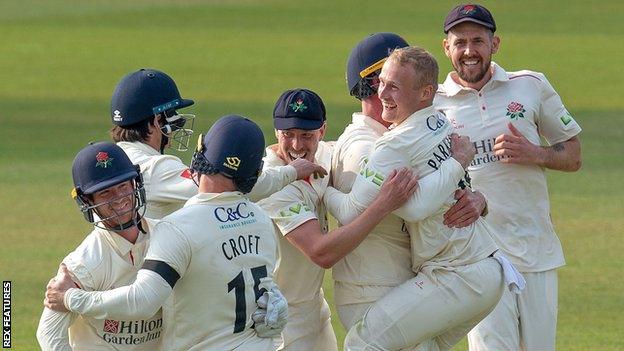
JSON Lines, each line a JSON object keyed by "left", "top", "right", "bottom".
{"left": 111, "top": 69, "right": 196, "bottom": 151}
{"left": 71, "top": 142, "right": 146, "bottom": 230}
{"left": 190, "top": 115, "right": 265, "bottom": 194}
{"left": 346, "top": 33, "right": 409, "bottom": 100}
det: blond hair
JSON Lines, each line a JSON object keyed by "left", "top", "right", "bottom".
{"left": 388, "top": 46, "right": 438, "bottom": 91}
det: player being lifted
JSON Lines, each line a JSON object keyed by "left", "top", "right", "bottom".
{"left": 108, "top": 68, "right": 325, "bottom": 219}
{"left": 37, "top": 142, "right": 164, "bottom": 350}
{"left": 325, "top": 47, "right": 523, "bottom": 350}
{"left": 330, "top": 32, "right": 491, "bottom": 330}
{"left": 44, "top": 116, "right": 289, "bottom": 351}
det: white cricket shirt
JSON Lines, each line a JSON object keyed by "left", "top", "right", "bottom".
{"left": 257, "top": 141, "right": 334, "bottom": 341}
{"left": 149, "top": 192, "right": 279, "bottom": 351}
{"left": 435, "top": 62, "right": 582, "bottom": 272}
{"left": 37, "top": 219, "right": 162, "bottom": 350}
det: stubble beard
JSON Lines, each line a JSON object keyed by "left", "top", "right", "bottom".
{"left": 455, "top": 58, "right": 491, "bottom": 84}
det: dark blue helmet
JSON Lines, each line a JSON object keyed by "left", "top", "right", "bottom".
{"left": 190, "top": 115, "right": 265, "bottom": 193}
{"left": 111, "top": 69, "right": 196, "bottom": 151}
{"left": 71, "top": 142, "right": 146, "bottom": 230}
{"left": 346, "top": 33, "right": 409, "bottom": 100}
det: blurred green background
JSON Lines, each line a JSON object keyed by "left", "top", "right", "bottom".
{"left": 1, "top": 0, "right": 622, "bottom": 349}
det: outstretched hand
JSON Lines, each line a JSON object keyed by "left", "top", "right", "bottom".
{"left": 493, "top": 123, "right": 543, "bottom": 165}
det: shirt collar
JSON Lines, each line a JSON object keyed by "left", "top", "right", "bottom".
{"left": 185, "top": 191, "right": 244, "bottom": 206}
{"left": 96, "top": 218, "right": 151, "bottom": 256}
{"left": 352, "top": 112, "right": 388, "bottom": 135}
{"left": 441, "top": 61, "right": 507, "bottom": 96}
{"left": 117, "top": 141, "right": 160, "bottom": 156}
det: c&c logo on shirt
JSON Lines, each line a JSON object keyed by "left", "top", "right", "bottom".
{"left": 214, "top": 203, "right": 254, "bottom": 222}
{"left": 426, "top": 114, "right": 446, "bottom": 134}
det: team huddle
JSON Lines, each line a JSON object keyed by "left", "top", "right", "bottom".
{"left": 36, "top": 4, "right": 582, "bottom": 351}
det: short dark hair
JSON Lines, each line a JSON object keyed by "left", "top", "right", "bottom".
{"left": 109, "top": 115, "right": 161, "bottom": 143}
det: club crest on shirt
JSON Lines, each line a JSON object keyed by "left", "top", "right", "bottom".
{"left": 506, "top": 101, "right": 526, "bottom": 120}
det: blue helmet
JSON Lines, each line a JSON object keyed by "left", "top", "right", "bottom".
{"left": 71, "top": 142, "right": 146, "bottom": 230}
{"left": 346, "top": 33, "right": 409, "bottom": 100}
{"left": 111, "top": 69, "right": 196, "bottom": 151}
{"left": 190, "top": 115, "right": 265, "bottom": 193}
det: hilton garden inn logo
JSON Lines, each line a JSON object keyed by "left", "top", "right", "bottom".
{"left": 101, "top": 318, "right": 162, "bottom": 345}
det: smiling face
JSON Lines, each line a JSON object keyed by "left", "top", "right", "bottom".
{"left": 443, "top": 22, "right": 500, "bottom": 90}
{"left": 275, "top": 124, "right": 326, "bottom": 163}
{"left": 91, "top": 180, "right": 136, "bottom": 228}
{"left": 378, "top": 59, "right": 423, "bottom": 125}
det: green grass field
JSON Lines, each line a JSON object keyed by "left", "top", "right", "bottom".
{"left": 1, "top": 1, "right": 622, "bottom": 350}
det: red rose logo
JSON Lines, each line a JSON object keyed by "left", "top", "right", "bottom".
{"left": 462, "top": 5, "right": 476, "bottom": 14}
{"left": 506, "top": 101, "right": 526, "bottom": 120}
{"left": 95, "top": 151, "right": 113, "bottom": 168}
{"left": 96, "top": 152, "right": 109, "bottom": 162}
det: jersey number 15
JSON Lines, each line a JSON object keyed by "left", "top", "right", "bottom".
{"left": 227, "top": 265, "right": 268, "bottom": 333}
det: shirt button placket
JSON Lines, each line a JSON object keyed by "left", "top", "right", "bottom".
{"left": 478, "top": 91, "right": 489, "bottom": 123}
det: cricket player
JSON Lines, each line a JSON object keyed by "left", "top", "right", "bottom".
{"left": 45, "top": 116, "right": 288, "bottom": 351}
{"left": 332, "top": 32, "right": 490, "bottom": 330}
{"left": 436, "top": 4, "right": 582, "bottom": 350}
{"left": 109, "top": 68, "right": 325, "bottom": 219}
{"left": 37, "top": 142, "right": 163, "bottom": 350}
{"left": 325, "top": 47, "right": 518, "bottom": 350}
{"left": 257, "top": 88, "right": 421, "bottom": 351}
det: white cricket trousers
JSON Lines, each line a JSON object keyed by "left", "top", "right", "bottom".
{"left": 344, "top": 257, "right": 504, "bottom": 351}
{"left": 468, "top": 269, "right": 558, "bottom": 351}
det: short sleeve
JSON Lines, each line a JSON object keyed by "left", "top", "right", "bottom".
{"left": 536, "top": 74, "right": 582, "bottom": 144}
{"left": 258, "top": 182, "right": 318, "bottom": 235}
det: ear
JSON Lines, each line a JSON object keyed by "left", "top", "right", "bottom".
{"left": 491, "top": 35, "right": 500, "bottom": 55}
{"left": 421, "top": 84, "right": 436, "bottom": 101}
{"left": 147, "top": 116, "right": 160, "bottom": 135}
{"left": 442, "top": 37, "right": 452, "bottom": 58}
{"left": 318, "top": 122, "right": 327, "bottom": 140}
